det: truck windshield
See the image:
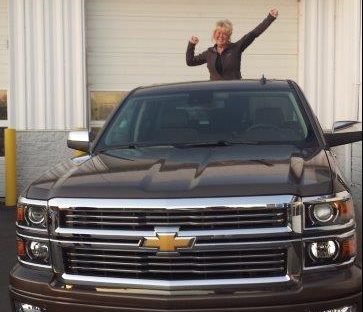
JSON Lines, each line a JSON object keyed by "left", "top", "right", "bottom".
{"left": 96, "top": 89, "right": 317, "bottom": 150}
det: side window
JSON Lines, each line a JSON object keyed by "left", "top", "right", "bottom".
{"left": 104, "top": 100, "right": 139, "bottom": 146}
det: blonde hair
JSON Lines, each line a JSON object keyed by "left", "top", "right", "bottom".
{"left": 213, "top": 19, "right": 233, "bottom": 41}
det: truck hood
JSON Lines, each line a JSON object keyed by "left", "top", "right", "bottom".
{"left": 25, "top": 145, "right": 333, "bottom": 200}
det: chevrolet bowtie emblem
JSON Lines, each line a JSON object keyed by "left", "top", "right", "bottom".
{"left": 140, "top": 233, "right": 196, "bottom": 252}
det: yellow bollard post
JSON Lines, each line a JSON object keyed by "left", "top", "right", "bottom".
{"left": 74, "top": 150, "right": 86, "bottom": 158}
{"left": 5, "top": 128, "right": 17, "bottom": 207}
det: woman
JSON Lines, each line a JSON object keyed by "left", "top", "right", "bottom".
{"left": 186, "top": 9, "right": 279, "bottom": 80}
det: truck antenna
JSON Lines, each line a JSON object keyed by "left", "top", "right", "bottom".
{"left": 260, "top": 75, "right": 267, "bottom": 85}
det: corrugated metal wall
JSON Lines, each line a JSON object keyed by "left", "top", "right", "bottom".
{"left": 299, "top": 0, "right": 362, "bottom": 182}
{"left": 86, "top": 0, "right": 299, "bottom": 91}
{"left": 0, "top": 0, "right": 7, "bottom": 89}
{"left": 8, "top": 0, "right": 87, "bottom": 130}
{"left": 299, "top": 0, "right": 362, "bottom": 128}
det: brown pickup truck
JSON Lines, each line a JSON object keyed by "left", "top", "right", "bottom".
{"left": 10, "top": 80, "right": 362, "bottom": 311}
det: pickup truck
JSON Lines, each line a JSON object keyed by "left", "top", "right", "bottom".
{"left": 10, "top": 80, "right": 362, "bottom": 312}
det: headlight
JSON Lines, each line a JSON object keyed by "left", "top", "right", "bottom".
{"left": 306, "top": 194, "right": 354, "bottom": 228}
{"left": 17, "top": 201, "right": 47, "bottom": 229}
{"left": 305, "top": 236, "right": 357, "bottom": 268}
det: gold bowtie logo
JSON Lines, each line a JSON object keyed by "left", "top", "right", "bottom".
{"left": 140, "top": 233, "right": 196, "bottom": 252}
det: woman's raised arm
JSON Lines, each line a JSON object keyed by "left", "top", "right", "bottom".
{"left": 237, "top": 9, "right": 278, "bottom": 52}
{"left": 186, "top": 36, "right": 208, "bottom": 66}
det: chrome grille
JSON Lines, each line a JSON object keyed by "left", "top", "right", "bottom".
{"left": 50, "top": 196, "right": 299, "bottom": 289}
{"left": 60, "top": 206, "right": 288, "bottom": 231}
{"left": 63, "top": 247, "right": 288, "bottom": 280}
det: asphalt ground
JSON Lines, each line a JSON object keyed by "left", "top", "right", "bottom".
{"left": 0, "top": 202, "right": 16, "bottom": 312}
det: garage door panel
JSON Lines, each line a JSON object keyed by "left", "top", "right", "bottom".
{"left": 86, "top": 0, "right": 299, "bottom": 90}
{"left": 0, "top": 0, "right": 7, "bottom": 90}
{"left": 87, "top": 41, "right": 297, "bottom": 55}
{"left": 86, "top": 17, "right": 297, "bottom": 38}
{"left": 87, "top": 0, "right": 298, "bottom": 18}
{"left": 87, "top": 54, "right": 296, "bottom": 88}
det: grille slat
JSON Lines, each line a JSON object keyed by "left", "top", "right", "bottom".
{"left": 65, "top": 212, "right": 285, "bottom": 220}
{"left": 69, "top": 259, "right": 285, "bottom": 267}
{"left": 64, "top": 248, "right": 288, "bottom": 280}
{"left": 70, "top": 267, "right": 286, "bottom": 275}
{"left": 61, "top": 206, "right": 288, "bottom": 230}
{"left": 68, "top": 252, "right": 285, "bottom": 261}
{"left": 65, "top": 219, "right": 285, "bottom": 227}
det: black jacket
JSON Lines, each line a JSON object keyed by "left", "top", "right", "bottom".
{"left": 186, "top": 14, "right": 276, "bottom": 80}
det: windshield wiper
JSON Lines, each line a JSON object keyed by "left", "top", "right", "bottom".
{"left": 96, "top": 142, "right": 178, "bottom": 153}
{"left": 175, "top": 140, "right": 261, "bottom": 148}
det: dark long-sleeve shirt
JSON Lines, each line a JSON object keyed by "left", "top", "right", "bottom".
{"left": 186, "top": 14, "right": 276, "bottom": 80}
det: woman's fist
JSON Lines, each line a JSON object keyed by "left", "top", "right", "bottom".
{"left": 269, "top": 9, "right": 279, "bottom": 18}
{"left": 189, "top": 36, "right": 199, "bottom": 45}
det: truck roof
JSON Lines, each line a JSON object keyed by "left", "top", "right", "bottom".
{"left": 134, "top": 80, "right": 293, "bottom": 96}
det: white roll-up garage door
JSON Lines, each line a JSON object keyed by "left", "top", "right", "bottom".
{"left": 0, "top": 0, "right": 7, "bottom": 89}
{"left": 86, "top": 0, "right": 299, "bottom": 91}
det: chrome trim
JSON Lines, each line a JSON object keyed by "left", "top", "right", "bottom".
{"left": 55, "top": 228, "right": 155, "bottom": 238}
{"left": 16, "top": 223, "right": 48, "bottom": 234}
{"left": 49, "top": 195, "right": 295, "bottom": 210}
{"left": 54, "top": 227, "right": 292, "bottom": 239}
{"left": 302, "top": 229, "right": 356, "bottom": 242}
{"left": 332, "top": 121, "right": 362, "bottom": 133}
{"left": 67, "top": 131, "right": 90, "bottom": 152}
{"left": 18, "top": 197, "right": 48, "bottom": 206}
{"left": 68, "top": 130, "right": 89, "bottom": 142}
{"left": 50, "top": 239, "right": 139, "bottom": 248}
{"left": 51, "top": 238, "right": 299, "bottom": 250}
{"left": 61, "top": 274, "right": 291, "bottom": 291}
{"left": 18, "top": 258, "right": 52, "bottom": 270}
{"left": 302, "top": 191, "right": 351, "bottom": 204}
{"left": 303, "top": 257, "right": 356, "bottom": 272}
{"left": 17, "top": 233, "right": 50, "bottom": 243}
{"left": 303, "top": 219, "right": 355, "bottom": 233}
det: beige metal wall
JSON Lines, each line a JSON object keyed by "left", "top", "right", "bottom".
{"left": 86, "top": 0, "right": 299, "bottom": 91}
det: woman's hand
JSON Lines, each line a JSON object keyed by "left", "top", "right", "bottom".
{"left": 269, "top": 9, "right": 279, "bottom": 18}
{"left": 189, "top": 36, "right": 200, "bottom": 45}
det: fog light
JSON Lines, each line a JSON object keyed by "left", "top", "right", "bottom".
{"left": 14, "top": 302, "right": 44, "bottom": 312}
{"left": 321, "top": 305, "right": 355, "bottom": 312}
{"left": 309, "top": 240, "right": 338, "bottom": 260}
{"left": 26, "top": 241, "right": 49, "bottom": 262}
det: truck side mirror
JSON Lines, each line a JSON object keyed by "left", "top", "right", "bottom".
{"left": 324, "top": 121, "right": 362, "bottom": 147}
{"left": 67, "top": 130, "right": 90, "bottom": 153}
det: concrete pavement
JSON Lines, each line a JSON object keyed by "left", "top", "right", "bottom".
{"left": 0, "top": 202, "right": 16, "bottom": 312}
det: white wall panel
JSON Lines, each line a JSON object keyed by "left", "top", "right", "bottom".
{"left": 299, "top": 0, "right": 362, "bottom": 129}
{"left": 86, "top": 0, "right": 299, "bottom": 91}
{"left": 299, "top": 0, "right": 362, "bottom": 181}
{"left": 8, "top": 0, "right": 87, "bottom": 130}
{"left": 0, "top": 0, "right": 8, "bottom": 89}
